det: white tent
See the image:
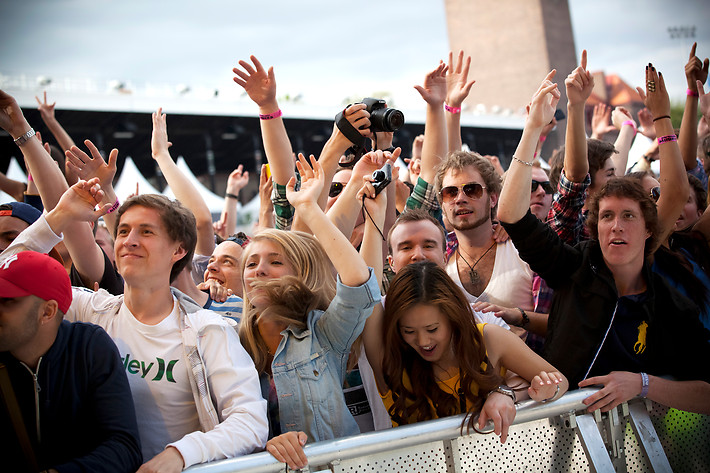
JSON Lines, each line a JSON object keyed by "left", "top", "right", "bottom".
{"left": 162, "top": 156, "right": 226, "bottom": 214}
{"left": 114, "top": 157, "right": 162, "bottom": 201}
{"left": 1, "top": 157, "right": 28, "bottom": 203}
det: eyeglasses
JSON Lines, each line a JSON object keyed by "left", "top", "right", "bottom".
{"left": 329, "top": 182, "right": 346, "bottom": 198}
{"left": 439, "top": 182, "right": 486, "bottom": 202}
{"left": 650, "top": 186, "right": 660, "bottom": 202}
{"left": 531, "top": 180, "right": 554, "bottom": 195}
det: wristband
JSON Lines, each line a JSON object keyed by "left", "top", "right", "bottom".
{"left": 27, "top": 172, "right": 33, "bottom": 183}
{"left": 105, "top": 198, "right": 120, "bottom": 214}
{"left": 444, "top": 104, "right": 461, "bottom": 114}
{"left": 687, "top": 88, "right": 699, "bottom": 97}
{"left": 622, "top": 120, "right": 637, "bottom": 134}
{"left": 541, "top": 384, "right": 560, "bottom": 403}
{"left": 14, "top": 128, "right": 36, "bottom": 147}
{"left": 539, "top": 135, "right": 547, "bottom": 143}
{"left": 640, "top": 372, "right": 649, "bottom": 398}
{"left": 511, "top": 155, "right": 533, "bottom": 167}
{"left": 657, "top": 135, "right": 677, "bottom": 144}
{"left": 515, "top": 307, "right": 530, "bottom": 328}
{"left": 259, "top": 109, "right": 282, "bottom": 120}
{"left": 652, "top": 115, "right": 671, "bottom": 122}
{"left": 225, "top": 193, "right": 239, "bottom": 200}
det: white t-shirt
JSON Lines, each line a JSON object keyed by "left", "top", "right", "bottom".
{"left": 446, "top": 240, "right": 534, "bottom": 312}
{"left": 110, "top": 298, "right": 201, "bottom": 460}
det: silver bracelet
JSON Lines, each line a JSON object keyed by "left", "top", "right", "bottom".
{"left": 511, "top": 155, "right": 533, "bottom": 166}
{"left": 14, "top": 128, "right": 36, "bottom": 146}
{"left": 541, "top": 383, "right": 560, "bottom": 403}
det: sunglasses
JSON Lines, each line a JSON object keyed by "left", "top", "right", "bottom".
{"left": 650, "top": 186, "right": 660, "bottom": 202}
{"left": 329, "top": 182, "right": 346, "bottom": 198}
{"left": 531, "top": 180, "right": 554, "bottom": 195}
{"left": 439, "top": 182, "right": 486, "bottom": 202}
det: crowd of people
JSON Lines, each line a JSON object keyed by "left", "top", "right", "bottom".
{"left": 1, "top": 43, "right": 710, "bottom": 472}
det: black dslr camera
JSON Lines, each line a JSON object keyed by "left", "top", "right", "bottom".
{"left": 360, "top": 98, "right": 405, "bottom": 133}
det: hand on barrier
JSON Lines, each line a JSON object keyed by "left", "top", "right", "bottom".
{"left": 266, "top": 431, "right": 308, "bottom": 470}
{"left": 528, "top": 370, "right": 563, "bottom": 403}
{"left": 478, "top": 391, "right": 516, "bottom": 443}
{"left": 578, "top": 371, "right": 643, "bottom": 413}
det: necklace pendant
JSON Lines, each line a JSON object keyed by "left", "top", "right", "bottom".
{"left": 469, "top": 269, "right": 480, "bottom": 285}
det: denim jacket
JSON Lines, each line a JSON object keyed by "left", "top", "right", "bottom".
{"left": 270, "top": 269, "right": 380, "bottom": 442}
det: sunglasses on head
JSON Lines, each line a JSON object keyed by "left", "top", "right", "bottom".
{"left": 531, "top": 180, "right": 554, "bottom": 195}
{"left": 329, "top": 182, "right": 346, "bottom": 198}
{"left": 439, "top": 182, "right": 486, "bottom": 202}
{"left": 650, "top": 186, "right": 660, "bottom": 202}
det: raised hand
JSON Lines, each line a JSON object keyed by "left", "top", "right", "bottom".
{"left": 445, "top": 50, "right": 475, "bottom": 107}
{"left": 35, "top": 91, "right": 57, "bottom": 122}
{"left": 0, "top": 89, "right": 30, "bottom": 137}
{"left": 637, "top": 108, "right": 656, "bottom": 140}
{"left": 286, "top": 154, "right": 323, "bottom": 209}
{"left": 565, "top": 50, "right": 594, "bottom": 107}
{"left": 527, "top": 371, "right": 563, "bottom": 403}
{"left": 611, "top": 106, "right": 634, "bottom": 130}
{"left": 685, "top": 42, "right": 709, "bottom": 90}
{"left": 232, "top": 55, "right": 277, "bottom": 109}
{"left": 47, "top": 177, "right": 111, "bottom": 232}
{"left": 226, "top": 164, "right": 250, "bottom": 195}
{"left": 527, "top": 70, "right": 560, "bottom": 130}
{"left": 636, "top": 63, "right": 670, "bottom": 120}
{"left": 414, "top": 62, "right": 449, "bottom": 106}
{"left": 65, "top": 140, "right": 118, "bottom": 189}
{"left": 590, "top": 103, "right": 616, "bottom": 138}
{"left": 151, "top": 108, "right": 172, "bottom": 158}
{"left": 698, "top": 80, "right": 710, "bottom": 123}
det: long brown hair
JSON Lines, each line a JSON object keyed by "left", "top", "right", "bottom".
{"left": 382, "top": 261, "right": 502, "bottom": 431}
{"left": 238, "top": 229, "right": 336, "bottom": 373}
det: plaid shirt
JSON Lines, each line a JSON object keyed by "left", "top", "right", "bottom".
{"left": 405, "top": 176, "right": 443, "bottom": 222}
{"left": 548, "top": 170, "right": 591, "bottom": 245}
{"left": 272, "top": 183, "right": 293, "bottom": 230}
{"left": 688, "top": 157, "right": 708, "bottom": 191}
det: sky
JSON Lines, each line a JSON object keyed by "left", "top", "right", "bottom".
{"left": 0, "top": 0, "right": 709, "bottom": 112}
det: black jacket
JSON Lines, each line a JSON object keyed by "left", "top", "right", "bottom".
{"left": 502, "top": 211, "right": 710, "bottom": 386}
{"left": 0, "top": 320, "right": 142, "bottom": 473}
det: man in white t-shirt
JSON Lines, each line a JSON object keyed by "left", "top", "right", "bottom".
{"left": 3, "top": 183, "right": 267, "bottom": 472}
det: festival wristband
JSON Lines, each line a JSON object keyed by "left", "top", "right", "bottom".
{"left": 657, "top": 135, "right": 677, "bottom": 144}
{"left": 259, "top": 109, "right": 283, "bottom": 120}
{"left": 444, "top": 104, "right": 461, "bottom": 114}
{"left": 640, "top": 372, "right": 649, "bottom": 398}
{"left": 106, "top": 198, "right": 120, "bottom": 214}
{"left": 622, "top": 120, "right": 637, "bottom": 134}
{"left": 652, "top": 115, "right": 671, "bottom": 122}
{"left": 687, "top": 88, "right": 699, "bottom": 97}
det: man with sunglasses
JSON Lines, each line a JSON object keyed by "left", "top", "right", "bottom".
{"left": 529, "top": 166, "right": 555, "bottom": 222}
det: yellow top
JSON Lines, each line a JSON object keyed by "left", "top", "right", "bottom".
{"left": 381, "top": 323, "right": 503, "bottom": 426}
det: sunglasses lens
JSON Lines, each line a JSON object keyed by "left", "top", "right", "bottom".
{"left": 531, "top": 180, "right": 554, "bottom": 194}
{"left": 463, "top": 183, "right": 483, "bottom": 199}
{"left": 440, "top": 186, "right": 459, "bottom": 202}
{"left": 651, "top": 186, "right": 660, "bottom": 202}
{"left": 329, "top": 183, "right": 344, "bottom": 198}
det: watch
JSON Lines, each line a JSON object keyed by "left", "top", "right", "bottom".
{"left": 488, "top": 384, "right": 516, "bottom": 404}
{"left": 14, "top": 128, "right": 36, "bottom": 147}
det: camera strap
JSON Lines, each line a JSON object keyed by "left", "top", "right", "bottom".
{"left": 335, "top": 108, "right": 368, "bottom": 168}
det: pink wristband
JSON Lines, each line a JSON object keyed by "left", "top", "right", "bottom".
{"left": 539, "top": 135, "right": 547, "bottom": 143}
{"left": 259, "top": 109, "right": 282, "bottom": 120}
{"left": 444, "top": 104, "right": 461, "bottom": 114}
{"left": 106, "top": 198, "right": 120, "bottom": 214}
{"left": 657, "top": 134, "right": 677, "bottom": 144}
{"left": 27, "top": 172, "right": 33, "bottom": 183}
{"left": 622, "top": 120, "right": 637, "bottom": 134}
{"left": 687, "top": 88, "right": 699, "bottom": 97}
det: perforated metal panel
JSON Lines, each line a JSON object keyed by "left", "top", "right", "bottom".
{"left": 650, "top": 402, "right": 710, "bottom": 473}
{"left": 333, "top": 440, "right": 454, "bottom": 473}
{"left": 451, "top": 417, "right": 590, "bottom": 472}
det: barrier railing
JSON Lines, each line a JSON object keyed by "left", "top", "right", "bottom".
{"left": 186, "top": 388, "right": 710, "bottom": 472}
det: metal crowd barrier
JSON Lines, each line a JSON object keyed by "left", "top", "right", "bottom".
{"left": 186, "top": 388, "right": 710, "bottom": 472}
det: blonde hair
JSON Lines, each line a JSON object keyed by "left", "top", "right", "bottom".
{"left": 238, "top": 229, "right": 336, "bottom": 372}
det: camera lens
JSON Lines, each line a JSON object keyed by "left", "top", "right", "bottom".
{"left": 383, "top": 109, "right": 404, "bottom": 131}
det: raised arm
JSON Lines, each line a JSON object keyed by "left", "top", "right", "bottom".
{"left": 445, "top": 50, "right": 475, "bottom": 153}
{"left": 152, "top": 108, "right": 215, "bottom": 256}
{"left": 637, "top": 65, "right": 689, "bottom": 249}
{"left": 610, "top": 106, "right": 637, "bottom": 175}
{"left": 563, "top": 50, "right": 595, "bottom": 182}
{"left": 256, "top": 164, "right": 275, "bottom": 230}
{"left": 286, "top": 155, "right": 370, "bottom": 287}
{"left": 498, "top": 72, "right": 560, "bottom": 224}
{"left": 35, "top": 91, "right": 79, "bottom": 184}
{"left": 415, "top": 62, "right": 449, "bottom": 184}
{"left": 218, "top": 165, "right": 250, "bottom": 239}
{"left": 589, "top": 104, "right": 616, "bottom": 140}
{"left": 233, "top": 56, "right": 294, "bottom": 187}
{"left": 679, "top": 43, "right": 709, "bottom": 170}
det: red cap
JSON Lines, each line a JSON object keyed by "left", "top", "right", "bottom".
{"left": 0, "top": 251, "right": 72, "bottom": 313}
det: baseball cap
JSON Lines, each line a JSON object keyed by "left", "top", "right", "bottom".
{"left": 0, "top": 202, "right": 42, "bottom": 225}
{"left": 0, "top": 251, "right": 72, "bottom": 313}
